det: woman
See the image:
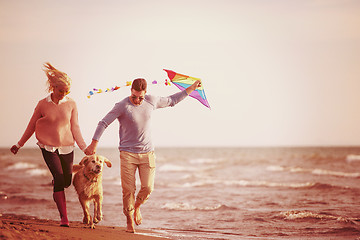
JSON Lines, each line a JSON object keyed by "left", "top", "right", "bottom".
{"left": 10, "top": 62, "right": 87, "bottom": 227}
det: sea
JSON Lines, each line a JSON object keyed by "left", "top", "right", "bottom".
{"left": 1, "top": 147, "right": 360, "bottom": 240}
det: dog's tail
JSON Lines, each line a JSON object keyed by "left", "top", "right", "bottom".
{"left": 73, "top": 164, "right": 83, "bottom": 173}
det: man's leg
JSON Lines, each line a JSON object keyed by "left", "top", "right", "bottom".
{"left": 134, "top": 151, "right": 156, "bottom": 225}
{"left": 120, "top": 151, "right": 138, "bottom": 233}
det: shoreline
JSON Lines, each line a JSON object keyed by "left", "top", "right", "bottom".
{"left": 0, "top": 213, "right": 170, "bottom": 240}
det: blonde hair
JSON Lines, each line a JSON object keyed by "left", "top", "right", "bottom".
{"left": 43, "top": 62, "right": 72, "bottom": 92}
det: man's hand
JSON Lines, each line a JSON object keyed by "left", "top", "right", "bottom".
{"left": 186, "top": 80, "right": 202, "bottom": 95}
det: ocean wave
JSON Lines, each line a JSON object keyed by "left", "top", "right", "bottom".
{"left": 168, "top": 179, "right": 316, "bottom": 189}
{"left": 1, "top": 154, "right": 41, "bottom": 163}
{"left": 267, "top": 165, "right": 360, "bottom": 178}
{"left": 0, "top": 191, "right": 8, "bottom": 200}
{"left": 26, "top": 169, "right": 49, "bottom": 177}
{"left": 306, "top": 182, "right": 349, "bottom": 190}
{"left": 1, "top": 195, "right": 49, "bottom": 204}
{"left": 312, "top": 169, "right": 360, "bottom": 177}
{"left": 7, "top": 162, "right": 37, "bottom": 170}
{"left": 161, "top": 202, "right": 236, "bottom": 211}
{"left": 158, "top": 164, "right": 194, "bottom": 172}
{"left": 280, "top": 210, "right": 360, "bottom": 223}
{"left": 6, "top": 162, "right": 49, "bottom": 177}
{"left": 346, "top": 154, "right": 360, "bottom": 162}
{"left": 226, "top": 180, "right": 315, "bottom": 188}
{"left": 157, "top": 162, "right": 218, "bottom": 173}
{"left": 166, "top": 180, "right": 347, "bottom": 191}
{"left": 189, "top": 158, "right": 224, "bottom": 164}
{"left": 323, "top": 226, "right": 360, "bottom": 235}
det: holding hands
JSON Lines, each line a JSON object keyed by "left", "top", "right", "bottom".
{"left": 84, "top": 140, "right": 98, "bottom": 155}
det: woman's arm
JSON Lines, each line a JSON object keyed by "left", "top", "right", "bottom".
{"left": 70, "top": 101, "right": 87, "bottom": 151}
{"left": 11, "top": 101, "right": 42, "bottom": 154}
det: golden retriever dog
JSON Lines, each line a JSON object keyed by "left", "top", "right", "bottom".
{"left": 73, "top": 155, "right": 112, "bottom": 229}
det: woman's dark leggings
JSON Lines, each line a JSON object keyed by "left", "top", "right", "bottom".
{"left": 40, "top": 148, "right": 74, "bottom": 192}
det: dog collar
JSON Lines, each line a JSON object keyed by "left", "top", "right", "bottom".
{"left": 83, "top": 169, "right": 97, "bottom": 183}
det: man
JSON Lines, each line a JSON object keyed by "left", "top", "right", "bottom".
{"left": 85, "top": 78, "right": 201, "bottom": 233}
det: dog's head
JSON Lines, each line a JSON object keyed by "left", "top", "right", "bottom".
{"left": 79, "top": 155, "right": 112, "bottom": 175}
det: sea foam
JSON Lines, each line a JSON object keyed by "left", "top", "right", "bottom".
{"left": 158, "top": 164, "right": 197, "bottom": 172}
{"left": 26, "top": 169, "right": 48, "bottom": 177}
{"left": 346, "top": 154, "right": 360, "bottom": 162}
{"left": 7, "top": 162, "right": 37, "bottom": 170}
{"left": 267, "top": 165, "right": 360, "bottom": 178}
{"left": 281, "top": 210, "right": 360, "bottom": 223}
{"left": 168, "top": 179, "right": 315, "bottom": 189}
{"left": 6, "top": 162, "right": 49, "bottom": 177}
{"left": 161, "top": 202, "right": 229, "bottom": 211}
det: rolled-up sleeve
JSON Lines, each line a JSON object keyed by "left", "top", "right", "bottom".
{"left": 154, "top": 90, "right": 188, "bottom": 109}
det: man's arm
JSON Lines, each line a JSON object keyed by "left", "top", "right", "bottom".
{"left": 185, "top": 80, "right": 201, "bottom": 95}
{"left": 153, "top": 80, "right": 202, "bottom": 109}
{"left": 84, "top": 102, "right": 121, "bottom": 155}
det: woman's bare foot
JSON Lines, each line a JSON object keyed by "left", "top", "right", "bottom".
{"left": 134, "top": 207, "right": 142, "bottom": 225}
{"left": 126, "top": 214, "right": 135, "bottom": 233}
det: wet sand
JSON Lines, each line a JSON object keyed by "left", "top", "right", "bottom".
{"left": 0, "top": 213, "right": 169, "bottom": 240}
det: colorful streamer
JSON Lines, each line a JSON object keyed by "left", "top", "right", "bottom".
{"left": 87, "top": 80, "right": 170, "bottom": 98}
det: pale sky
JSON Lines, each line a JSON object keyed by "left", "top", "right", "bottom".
{"left": 1, "top": 0, "right": 360, "bottom": 148}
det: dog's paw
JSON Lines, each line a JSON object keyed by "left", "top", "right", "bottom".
{"left": 90, "top": 222, "right": 95, "bottom": 229}
{"left": 94, "top": 215, "right": 103, "bottom": 223}
{"left": 83, "top": 216, "right": 91, "bottom": 225}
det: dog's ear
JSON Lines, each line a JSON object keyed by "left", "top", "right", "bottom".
{"left": 79, "top": 155, "right": 91, "bottom": 166}
{"left": 73, "top": 164, "right": 82, "bottom": 172}
{"left": 103, "top": 157, "right": 112, "bottom": 168}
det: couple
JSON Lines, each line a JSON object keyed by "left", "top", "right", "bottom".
{"left": 10, "top": 63, "right": 201, "bottom": 232}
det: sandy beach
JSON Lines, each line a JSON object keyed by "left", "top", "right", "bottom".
{"left": 0, "top": 213, "right": 169, "bottom": 240}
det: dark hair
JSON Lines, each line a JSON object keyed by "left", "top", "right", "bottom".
{"left": 131, "top": 78, "right": 147, "bottom": 91}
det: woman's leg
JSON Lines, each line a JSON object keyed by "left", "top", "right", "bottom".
{"left": 40, "top": 148, "right": 70, "bottom": 227}
{"left": 59, "top": 151, "right": 74, "bottom": 189}
{"left": 41, "top": 149, "right": 65, "bottom": 192}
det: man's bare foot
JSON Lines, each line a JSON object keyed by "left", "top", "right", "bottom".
{"left": 126, "top": 214, "right": 135, "bottom": 233}
{"left": 134, "top": 207, "right": 142, "bottom": 225}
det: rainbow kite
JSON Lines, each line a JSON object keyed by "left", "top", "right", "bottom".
{"left": 164, "top": 69, "right": 211, "bottom": 109}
